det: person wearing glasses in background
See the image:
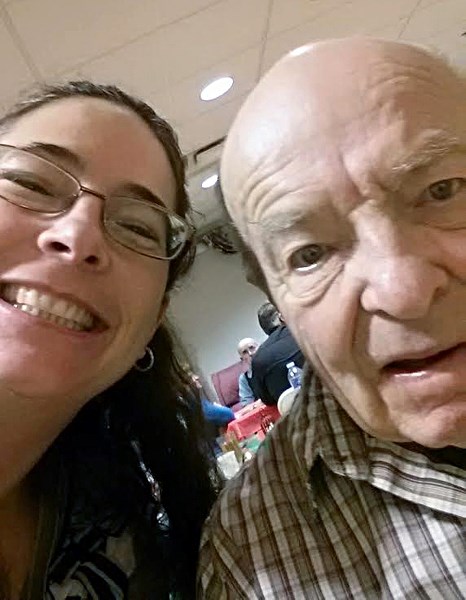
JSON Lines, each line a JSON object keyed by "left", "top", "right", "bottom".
{"left": 0, "top": 81, "right": 221, "bottom": 599}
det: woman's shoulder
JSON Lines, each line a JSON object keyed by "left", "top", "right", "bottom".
{"left": 46, "top": 523, "right": 135, "bottom": 598}
{"left": 30, "top": 447, "right": 137, "bottom": 599}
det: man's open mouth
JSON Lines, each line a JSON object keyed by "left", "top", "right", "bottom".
{"left": 383, "top": 344, "right": 463, "bottom": 375}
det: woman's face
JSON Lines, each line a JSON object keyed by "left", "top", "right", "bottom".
{"left": 0, "top": 97, "right": 177, "bottom": 404}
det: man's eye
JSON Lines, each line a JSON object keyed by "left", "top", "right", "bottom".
{"left": 424, "top": 178, "right": 463, "bottom": 202}
{"left": 288, "top": 244, "right": 327, "bottom": 272}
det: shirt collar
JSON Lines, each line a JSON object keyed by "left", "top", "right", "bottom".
{"left": 288, "top": 371, "right": 466, "bottom": 519}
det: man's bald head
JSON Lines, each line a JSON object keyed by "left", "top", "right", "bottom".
{"left": 221, "top": 37, "right": 464, "bottom": 235}
{"left": 237, "top": 337, "right": 259, "bottom": 362}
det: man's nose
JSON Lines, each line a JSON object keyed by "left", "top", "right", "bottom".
{"left": 36, "top": 195, "right": 111, "bottom": 270}
{"left": 352, "top": 219, "right": 449, "bottom": 320}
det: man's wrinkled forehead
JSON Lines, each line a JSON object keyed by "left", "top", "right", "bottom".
{"left": 221, "top": 38, "right": 465, "bottom": 232}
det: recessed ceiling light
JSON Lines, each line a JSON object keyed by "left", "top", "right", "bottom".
{"left": 201, "top": 173, "right": 219, "bottom": 189}
{"left": 200, "top": 76, "right": 234, "bottom": 101}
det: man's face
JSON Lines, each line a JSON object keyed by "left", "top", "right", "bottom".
{"left": 238, "top": 338, "right": 259, "bottom": 366}
{"left": 224, "top": 40, "right": 466, "bottom": 448}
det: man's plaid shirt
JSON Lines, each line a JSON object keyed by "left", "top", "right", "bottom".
{"left": 198, "top": 374, "right": 465, "bottom": 599}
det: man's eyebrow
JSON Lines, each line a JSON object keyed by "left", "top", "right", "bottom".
{"left": 20, "top": 142, "right": 85, "bottom": 170}
{"left": 250, "top": 207, "right": 312, "bottom": 235}
{"left": 389, "top": 134, "right": 466, "bottom": 187}
{"left": 252, "top": 135, "right": 466, "bottom": 234}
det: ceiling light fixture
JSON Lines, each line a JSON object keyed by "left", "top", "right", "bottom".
{"left": 200, "top": 76, "right": 234, "bottom": 101}
{"left": 201, "top": 173, "right": 219, "bottom": 189}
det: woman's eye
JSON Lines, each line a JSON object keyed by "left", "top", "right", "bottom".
{"left": 2, "top": 170, "right": 53, "bottom": 195}
{"left": 121, "top": 222, "right": 159, "bottom": 241}
{"left": 288, "top": 244, "right": 328, "bottom": 272}
{"left": 424, "top": 178, "right": 463, "bottom": 202}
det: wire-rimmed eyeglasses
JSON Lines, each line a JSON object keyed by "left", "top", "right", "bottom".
{"left": 0, "top": 143, "right": 193, "bottom": 260}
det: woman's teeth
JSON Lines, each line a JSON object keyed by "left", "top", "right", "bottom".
{"left": 1, "top": 284, "right": 95, "bottom": 332}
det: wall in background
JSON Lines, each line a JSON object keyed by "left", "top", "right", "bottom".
{"left": 170, "top": 247, "right": 267, "bottom": 381}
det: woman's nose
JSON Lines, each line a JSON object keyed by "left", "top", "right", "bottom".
{"left": 36, "top": 196, "right": 111, "bottom": 270}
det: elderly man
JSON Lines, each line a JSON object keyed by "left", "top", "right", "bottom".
{"left": 237, "top": 337, "right": 259, "bottom": 404}
{"left": 198, "top": 38, "right": 465, "bottom": 598}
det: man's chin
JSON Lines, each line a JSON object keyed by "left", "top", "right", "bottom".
{"left": 339, "top": 397, "right": 466, "bottom": 448}
{"left": 395, "top": 413, "right": 466, "bottom": 449}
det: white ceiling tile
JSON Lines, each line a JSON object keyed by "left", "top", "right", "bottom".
{"left": 67, "top": 33, "right": 170, "bottom": 98}
{"left": 400, "top": 0, "right": 466, "bottom": 41}
{"left": 0, "top": 16, "right": 36, "bottom": 111}
{"left": 6, "top": 0, "right": 220, "bottom": 76}
{"left": 418, "top": 0, "right": 445, "bottom": 8}
{"left": 157, "top": 46, "right": 261, "bottom": 125}
{"left": 421, "top": 31, "right": 466, "bottom": 68}
{"left": 62, "top": 0, "right": 268, "bottom": 100}
{"left": 369, "top": 20, "right": 409, "bottom": 41}
{"left": 262, "top": 0, "right": 421, "bottom": 73}
{"left": 311, "top": 0, "right": 421, "bottom": 36}
{"left": 156, "top": 0, "right": 269, "bottom": 85}
{"left": 268, "top": 0, "right": 348, "bottom": 37}
{"left": 177, "top": 94, "right": 248, "bottom": 154}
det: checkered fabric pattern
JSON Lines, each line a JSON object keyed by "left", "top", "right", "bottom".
{"left": 198, "top": 374, "right": 466, "bottom": 599}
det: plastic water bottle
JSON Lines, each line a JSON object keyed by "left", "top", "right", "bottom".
{"left": 286, "top": 361, "right": 302, "bottom": 389}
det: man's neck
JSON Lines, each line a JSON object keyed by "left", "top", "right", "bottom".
{"left": 402, "top": 443, "right": 466, "bottom": 471}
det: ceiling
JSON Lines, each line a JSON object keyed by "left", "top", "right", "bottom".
{"left": 0, "top": 0, "right": 464, "bottom": 226}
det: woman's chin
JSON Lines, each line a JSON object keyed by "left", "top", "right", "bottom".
{"left": 0, "top": 359, "right": 89, "bottom": 404}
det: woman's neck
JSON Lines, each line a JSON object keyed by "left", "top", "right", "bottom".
{"left": 0, "top": 387, "right": 79, "bottom": 500}
{"left": 0, "top": 478, "right": 39, "bottom": 600}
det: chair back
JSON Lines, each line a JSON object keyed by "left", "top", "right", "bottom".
{"left": 211, "top": 361, "right": 244, "bottom": 410}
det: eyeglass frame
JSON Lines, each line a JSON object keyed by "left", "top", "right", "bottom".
{"left": 0, "top": 143, "right": 194, "bottom": 261}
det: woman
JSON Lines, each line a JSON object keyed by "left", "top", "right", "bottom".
{"left": 0, "top": 81, "right": 220, "bottom": 598}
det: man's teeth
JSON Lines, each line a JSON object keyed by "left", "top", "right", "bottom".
{"left": 2, "top": 284, "right": 94, "bottom": 331}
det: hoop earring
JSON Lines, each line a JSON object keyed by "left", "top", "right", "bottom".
{"left": 134, "top": 346, "right": 155, "bottom": 372}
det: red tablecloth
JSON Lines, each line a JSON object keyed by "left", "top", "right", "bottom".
{"left": 226, "top": 401, "right": 280, "bottom": 440}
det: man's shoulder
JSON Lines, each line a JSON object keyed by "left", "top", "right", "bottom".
{"left": 254, "top": 326, "right": 300, "bottom": 363}
{"left": 206, "top": 413, "right": 304, "bottom": 542}
{"left": 251, "top": 329, "right": 280, "bottom": 366}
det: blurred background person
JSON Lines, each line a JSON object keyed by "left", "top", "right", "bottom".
{"left": 191, "top": 372, "right": 235, "bottom": 454}
{"left": 237, "top": 337, "right": 259, "bottom": 405}
{"left": 251, "top": 303, "right": 305, "bottom": 406}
